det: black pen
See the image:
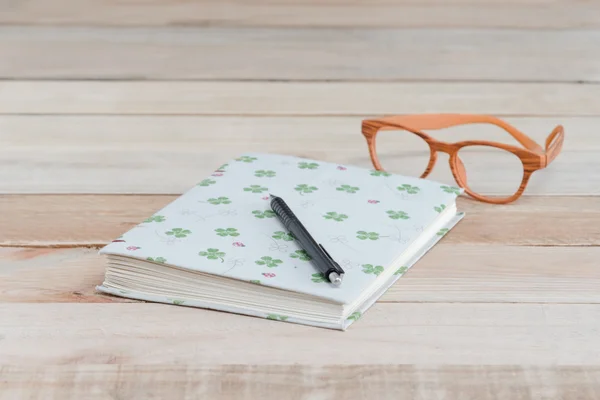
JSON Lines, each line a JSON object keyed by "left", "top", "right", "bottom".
{"left": 269, "top": 194, "right": 345, "bottom": 286}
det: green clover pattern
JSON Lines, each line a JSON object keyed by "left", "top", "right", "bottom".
{"left": 216, "top": 163, "right": 228, "bottom": 170}
{"left": 347, "top": 312, "right": 362, "bottom": 322}
{"left": 370, "top": 170, "right": 391, "bottom": 177}
{"left": 356, "top": 231, "right": 380, "bottom": 240}
{"left": 255, "top": 170, "right": 276, "bottom": 178}
{"left": 215, "top": 228, "right": 240, "bottom": 237}
{"left": 362, "top": 264, "right": 385, "bottom": 276}
{"left": 434, "top": 204, "right": 446, "bottom": 213}
{"left": 199, "top": 248, "right": 226, "bottom": 262}
{"left": 147, "top": 257, "right": 167, "bottom": 263}
{"left": 397, "top": 184, "right": 420, "bottom": 194}
{"left": 165, "top": 228, "right": 192, "bottom": 238}
{"left": 298, "top": 162, "right": 319, "bottom": 170}
{"left": 437, "top": 228, "right": 449, "bottom": 236}
{"left": 255, "top": 256, "right": 283, "bottom": 268}
{"left": 243, "top": 185, "right": 268, "bottom": 193}
{"left": 144, "top": 215, "right": 166, "bottom": 223}
{"left": 386, "top": 210, "right": 410, "bottom": 220}
{"left": 266, "top": 314, "right": 289, "bottom": 321}
{"left": 197, "top": 179, "right": 216, "bottom": 187}
{"left": 272, "top": 231, "right": 295, "bottom": 241}
{"left": 252, "top": 210, "right": 276, "bottom": 219}
{"left": 311, "top": 273, "right": 327, "bottom": 283}
{"left": 394, "top": 266, "right": 408, "bottom": 275}
{"left": 336, "top": 184, "right": 360, "bottom": 194}
{"left": 236, "top": 156, "right": 257, "bottom": 163}
{"left": 208, "top": 196, "right": 231, "bottom": 205}
{"left": 290, "top": 250, "right": 312, "bottom": 261}
{"left": 441, "top": 185, "right": 461, "bottom": 195}
{"left": 172, "top": 300, "right": 185, "bottom": 305}
{"left": 295, "top": 184, "right": 318, "bottom": 195}
{"left": 323, "top": 212, "right": 348, "bottom": 222}
{"left": 249, "top": 280, "right": 261, "bottom": 284}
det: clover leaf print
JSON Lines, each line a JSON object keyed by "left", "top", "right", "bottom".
{"left": 249, "top": 280, "right": 261, "bottom": 284}
{"left": 199, "top": 248, "right": 226, "bottom": 262}
{"left": 243, "top": 185, "right": 268, "bottom": 194}
{"left": 397, "top": 184, "right": 420, "bottom": 194}
{"left": 312, "top": 273, "right": 327, "bottom": 283}
{"left": 356, "top": 231, "right": 380, "bottom": 240}
{"left": 215, "top": 228, "right": 240, "bottom": 237}
{"left": 370, "top": 170, "right": 391, "bottom": 177}
{"left": 172, "top": 300, "right": 185, "bottom": 305}
{"left": 434, "top": 204, "right": 446, "bottom": 213}
{"left": 295, "top": 184, "right": 318, "bottom": 195}
{"left": 197, "top": 179, "right": 216, "bottom": 187}
{"left": 362, "top": 264, "right": 385, "bottom": 276}
{"left": 347, "top": 311, "right": 362, "bottom": 321}
{"left": 386, "top": 210, "right": 410, "bottom": 220}
{"left": 252, "top": 210, "right": 276, "bottom": 219}
{"left": 437, "top": 228, "right": 449, "bottom": 236}
{"left": 165, "top": 228, "right": 192, "bottom": 238}
{"left": 394, "top": 266, "right": 408, "bottom": 275}
{"left": 207, "top": 196, "right": 231, "bottom": 205}
{"left": 441, "top": 185, "right": 461, "bottom": 195}
{"left": 298, "top": 161, "right": 319, "bottom": 170}
{"left": 255, "top": 256, "right": 283, "bottom": 268}
{"left": 147, "top": 257, "right": 167, "bottom": 263}
{"left": 272, "top": 231, "right": 295, "bottom": 241}
{"left": 144, "top": 215, "right": 166, "bottom": 223}
{"left": 323, "top": 212, "right": 348, "bottom": 222}
{"left": 236, "top": 156, "right": 257, "bottom": 163}
{"left": 216, "top": 163, "right": 228, "bottom": 171}
{"left": 266, "top": 314, "right": 289, "bottom": 321}
{"left": 336, "top": 184, "right": 360, "bottom": 194}
{"left": 254, "top": 169, "right": 276, "bottom": 178}
{"left": 290, "top": 250, "right": 312, "bottom": 261}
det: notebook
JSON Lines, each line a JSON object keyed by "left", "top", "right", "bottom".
{"left": 97, "top": 153, "right": 464, "bottom": 330}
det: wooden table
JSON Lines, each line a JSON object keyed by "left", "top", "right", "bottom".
{"left": 2, "top": 1, "right": 600, "bottom": 398}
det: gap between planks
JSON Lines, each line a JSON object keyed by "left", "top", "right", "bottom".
{"left": 1, "top": 0, "right": 599, "bottom": 29}
{"left": 2, "top": 245, "right": 600, "bottom": 304}
{"left": 1, "top": 27, "right": 600, "bottom": 81}
{"left": 1, "top": 365, "right": 599, "bottom": 400}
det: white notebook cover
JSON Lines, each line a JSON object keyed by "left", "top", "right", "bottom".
{"left": 98, "top": 153, "right": 464, "bottom": 329}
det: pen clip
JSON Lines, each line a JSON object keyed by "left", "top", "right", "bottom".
{"left": 318, "top": 244, "right": 344, "bottom": 274}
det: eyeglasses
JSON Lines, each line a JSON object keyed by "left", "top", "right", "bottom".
{"left": 361, "top": 114, "right": 564, "bottom": 204}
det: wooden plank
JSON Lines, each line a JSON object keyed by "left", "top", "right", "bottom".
{"left": 1, "top": 115, "right": 597, "bottom": 194}
{"left": 2, "top": 81, "right": 599, "bottom": 116}
{"left": 1, "top": 27, "right": 599, "bottom": 81}
{"left": 2, "top": 303, "right": 600, "bottom": 365}
{"left": 2, "top": 195, "right": 599, "bottom": 247}
{"left": 2, "top": 245, "right": 600, "bottom": 304}
{"left": 1, "top": 0, "right": 598, "bottom": 29}
{"left": 1, "top": 365, "right": 599, "bottom": 400}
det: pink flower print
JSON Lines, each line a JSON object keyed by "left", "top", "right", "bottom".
{"left": 232, "top": 242, "right": 246, "bottom": 247}
{"left": 212, "top": 173, "right": 223, "bottom": 177}
{"left": 262, "top": 272, "right": 276, "bottom": 278}
{"left": 337, "top": 166, "right": 347, "bottom": 171}
{"left": 126, "top": 246, "right": 141, "bottom": 251}
{"left": 368, "top": 200, "right": 380, "bottom": 204}
{"left": 261, "top": 196, "right": 270, "bottom": 200}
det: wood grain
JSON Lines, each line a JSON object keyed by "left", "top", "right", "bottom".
{"left": 1, "top": 365, "right": 599, "bottom": 400}
{"left": 1, "top": 0, "right": 598, "bottom": 29}
{"left": 2, "top": 195, "right": 599, "bottom": 246}
{"left": 1, "top": 115, "right": 597, "bottom": 194}
{"left": 2, "top": 245, "right": 599, "bottom": 304}
{"left": 3, "top": 81, "right": 599, "bottom": 116}
{"left": 2, "top": 27, "right": 599, "bottom": 81}
{"left": 2, "top": 303, "right": 600, "bottom": 365}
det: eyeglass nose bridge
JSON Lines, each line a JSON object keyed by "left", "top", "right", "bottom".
{"left": 428, "top": 141, "right": 458, "bottom": 154}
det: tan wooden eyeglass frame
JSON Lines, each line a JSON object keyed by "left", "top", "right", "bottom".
{"left": 361, "top": 114, "right": 564, "bottom": 204}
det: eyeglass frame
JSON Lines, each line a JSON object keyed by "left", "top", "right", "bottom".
{"left": 361, "top": 114, "right": 564, "bottom": 204}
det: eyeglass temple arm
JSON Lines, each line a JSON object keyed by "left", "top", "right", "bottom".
{"left": 363, "top": 114, "right": 544, "bottom": 153}
{"left": 545, "top": 125, "right": 564, "bottom": 166}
